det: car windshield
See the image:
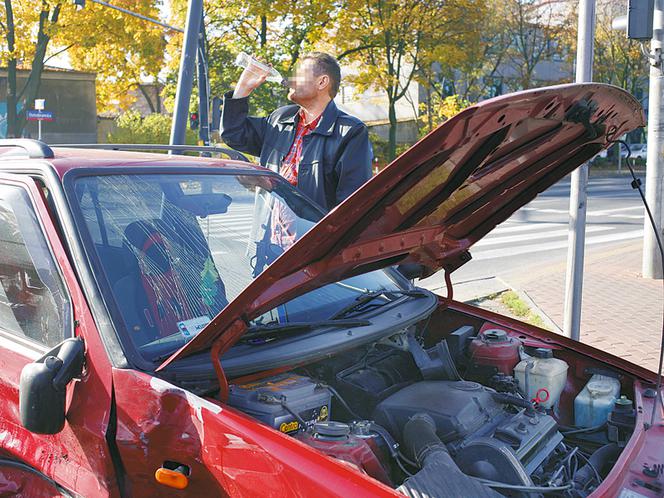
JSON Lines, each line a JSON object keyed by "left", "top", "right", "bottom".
{"left": 69, "top": 173, "right": 402, "bottom": 361}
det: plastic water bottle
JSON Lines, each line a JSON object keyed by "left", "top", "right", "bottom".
{"left": 235, "top": 52, "right": 286, "bottom": 85}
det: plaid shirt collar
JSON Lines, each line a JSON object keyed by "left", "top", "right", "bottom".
{"left": 278, "top": 100, "right": 339, "bottom": 136}
{"left": 296, "top": 108, "right": 322, "bottom": 131}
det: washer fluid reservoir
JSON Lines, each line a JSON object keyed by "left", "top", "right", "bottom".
{"left": 574, "top": 374, "right": 620, "bottom": 427}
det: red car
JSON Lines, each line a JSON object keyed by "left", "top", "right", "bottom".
{"left": 0, "top": 83, "right": 660, "bottom": 497}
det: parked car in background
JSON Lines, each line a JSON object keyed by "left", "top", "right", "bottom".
{"left": 0, "top": 83, "right": 659, "bottom": 498}
{"left": 625, "top": 143, "right": 647, "bottom": 159}
{"left": 618, "top": 142, "right": 647, "bottom": 159}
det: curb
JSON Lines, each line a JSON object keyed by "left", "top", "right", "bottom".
{"left": 511, "top": 288, "right": 563, "bottom": 334}
{"left": 420, "top": 275, "right": 562, "bottom": 334}
{"left": 420, "top": 275, "right": 509, "bottom": 303}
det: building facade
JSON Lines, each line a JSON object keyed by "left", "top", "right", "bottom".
{"left": 0, "top": 68, "right": 97, "bottom": 144}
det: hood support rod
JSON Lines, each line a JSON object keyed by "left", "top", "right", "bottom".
{"left": 211, "top": 340, "right": 229, "bottom": 402}
{"left": 210, "top": 319, "right": 248, "bottom": 402}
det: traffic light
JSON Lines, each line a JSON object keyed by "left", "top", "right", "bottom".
{"left": 627, "top": 0, "right": 654, "bottom": 40}
{"left": 73, "top": 0, "right": 85, "bottom": 8}
{"left": 189, "top": 112, "right": 199, "bottom": 130}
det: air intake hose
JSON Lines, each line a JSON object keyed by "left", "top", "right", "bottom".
{"left": 397, "top": 413, "right": 500, "bottom": 498}
{"left": 403, "top": 413, "right": 450, "bottom": 465}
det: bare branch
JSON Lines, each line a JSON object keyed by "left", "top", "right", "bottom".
{"left": 337, "top": 44, "right": 377, "bottom": 61}
{"left": 44, "top": 43, "right": 75, "bottom": 63}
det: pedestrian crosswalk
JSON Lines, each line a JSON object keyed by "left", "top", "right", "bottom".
{"left": 471, "top": 204, "right": 644, "bottom": 261}
{"left": 195, "top": 199, "right": 645, "bottom": 264}
{"left": 197, "top": 204, "right": 255, "bottom": 243}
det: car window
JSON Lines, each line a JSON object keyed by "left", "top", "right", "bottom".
{"left": 75, "top": 177, "right": 163, "bottom": 248}
{"left": 0, "top": 185, "right": 72, "bottom": 347}
{"left": 69, "top": 173, "right": 401, "bottom": 361}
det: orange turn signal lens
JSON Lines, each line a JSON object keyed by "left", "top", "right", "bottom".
{"left": 155, "top": 467, "right": 189, "bottom": 489}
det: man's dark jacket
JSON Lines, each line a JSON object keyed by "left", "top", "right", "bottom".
{"left": 221, "top": 91, "right": 372, "bottom": 211}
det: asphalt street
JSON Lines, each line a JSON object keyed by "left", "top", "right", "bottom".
{"left": 420, "top": 173, "right": 647, "bottom": 290}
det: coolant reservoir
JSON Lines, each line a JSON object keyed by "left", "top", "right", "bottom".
{"left": 514, "top": 349, "right": 568, "bottom": 409}
{"left": 574, "top": 374, "right": 621, "bottom": 427}
{"left": 294, "top": 421, "right": 391, "bottom": 485}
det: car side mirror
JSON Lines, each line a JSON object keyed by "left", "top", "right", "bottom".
{"left": 19, "top": 337, "right": 85, "bottom": 434}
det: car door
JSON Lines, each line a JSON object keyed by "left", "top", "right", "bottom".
{"left": 0, "top": 174, "right": 119, "bottom": 497}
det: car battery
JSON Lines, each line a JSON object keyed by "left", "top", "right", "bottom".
{"left": 227, "top": 373, "right": 332, "bottom": 434}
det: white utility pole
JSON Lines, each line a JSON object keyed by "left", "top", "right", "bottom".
{"left": 643, "top": 0, "right": 664, "bottom": 278}
{"left": 35, "top": 99, "right": 45, "bottom": 141}
{"left": 563, "top": 0, "right": 596, "bottom": 340}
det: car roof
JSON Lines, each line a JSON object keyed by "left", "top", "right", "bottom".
{"left": 0, "top": 146, "right": 266, "bottom": 179}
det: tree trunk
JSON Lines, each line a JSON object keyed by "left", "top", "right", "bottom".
{"left": 425, "top": 82, "right": 433, "bottom": 133}
{"left": 388, "top": 96, "right": 398, "bottom": 161}
{"left": 6, "top": 60, "right": 17, "bottom": 138}
{"left": 14, "top": 4, "right": 61, "bottom": 137}
{"left": 4, "top": 0, "right": 17, "bottom": 138}
{"left": 138, "top": 84, "right": 157, "bottom": 113}
{"left": 260, "top": 15, "right": 267, "bottom": 48}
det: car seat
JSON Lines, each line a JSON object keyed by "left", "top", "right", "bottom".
{"left": 113, "top": 216, "right": 228, "bottom": 347}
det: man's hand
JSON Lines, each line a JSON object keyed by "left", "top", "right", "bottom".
{"left": 233, "top": 63, "right": 269, "bottom": 98}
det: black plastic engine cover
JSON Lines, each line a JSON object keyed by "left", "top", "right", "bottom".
{"left": 373, "top": 380, "right": 503, "bottom": 443}
{"left": 331, "top": 348, "right": 420, "bottom": 418}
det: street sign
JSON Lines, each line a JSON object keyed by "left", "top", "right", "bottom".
{"left": 26, "top": 110, "right": 54, "bottom": 121}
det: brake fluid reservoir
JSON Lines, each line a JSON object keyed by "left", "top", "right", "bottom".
{"left": 574, "top": 374, "right": 621, "bottom": 428}
{"left": 468, "top": 328, "right": 521, "bottom": 376}
{"left": 514, "top": 349, "right": 568, "bottom": 409}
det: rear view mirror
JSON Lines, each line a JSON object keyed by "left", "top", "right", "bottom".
{"left": 19, "top": 338, "right": 85, "bottom": 434}
{"left": 397, "top": 263, "right": 425, "bottom": 280}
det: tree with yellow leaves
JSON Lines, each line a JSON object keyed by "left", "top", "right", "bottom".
{"left": 335, "top": 0, "right": 484, "bottom": 160}
{"left": 1, "top": 0, "right": 166, "bottom": 137}
{"left": 592, "top": 0, "right": 647, "bottom": 96}
{"left": 164, "top": 0, "right": 338, "bottom": 118}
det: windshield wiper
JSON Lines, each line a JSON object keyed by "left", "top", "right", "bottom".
{"left": 330, "top": 288, "right": 429, "bottom": 320}
{"left": 149, "top": 318, "right": 373, "bottom": 361}
{"left": 243, "top": 318, "right": 372, "bottom": 341}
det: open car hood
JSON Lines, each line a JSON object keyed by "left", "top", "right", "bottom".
{"left": 158, "top": 83, "right": 644, "bottom": 370}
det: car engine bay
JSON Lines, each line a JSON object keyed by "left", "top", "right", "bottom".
{"left": 223, "top": 314, "right": 637, "bottom": 497}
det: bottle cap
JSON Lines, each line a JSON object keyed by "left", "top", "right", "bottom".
{"left": 615, "top": 395, "right": 633, "bottom": 408}
{"left": 533, "top": 348, "right": 553, "bottom": 358}
{"left": 483, "top": 329, "right": 508, "bottom": 342}
{"left": 314, "top": 421, "right": 350, "bottom": 439}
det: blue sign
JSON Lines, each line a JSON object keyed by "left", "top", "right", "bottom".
{"left": 26, "top": 110, "right": 54, "bottom": 121}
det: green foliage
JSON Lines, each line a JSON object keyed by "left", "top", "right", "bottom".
{"left": 368, "top": 132, "right": 388, "bottom": 167}
{"left": 107, "top": 111, "right": 197, "bottom": 145}
{"left": 500, "top": 290, "right": 547, "bottom": 329}
{"left": 1, "top": 0, "right": 166, "bottom": 136}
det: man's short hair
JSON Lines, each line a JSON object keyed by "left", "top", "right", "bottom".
{"left": 302, "top": 52, "right": 341, "bottom": 98}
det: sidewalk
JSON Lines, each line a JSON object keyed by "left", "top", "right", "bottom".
{"left": 509, "top": 241, "right": 662, "bottom": 373}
